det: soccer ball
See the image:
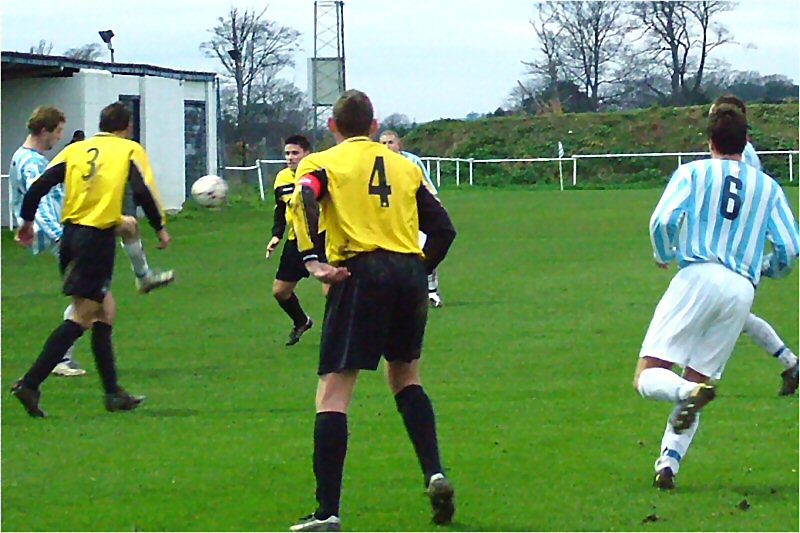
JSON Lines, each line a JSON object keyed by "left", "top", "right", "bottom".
{"left": 191, "top": 175, "right": 228, "bottom": 208}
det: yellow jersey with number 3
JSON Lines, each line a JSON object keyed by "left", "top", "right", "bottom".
{"left": 292, "top": 136, "right": 423, "bottom": 264}
{"left": 48, "top": 133, "right": 165, "bottom": 229}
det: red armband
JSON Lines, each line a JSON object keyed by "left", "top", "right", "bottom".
{"left": 298, "top": 174, "right": 322, "bottom": 199}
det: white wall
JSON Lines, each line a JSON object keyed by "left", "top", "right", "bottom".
{"left": 139, "top": 75, "right": 186, "bottom": 211}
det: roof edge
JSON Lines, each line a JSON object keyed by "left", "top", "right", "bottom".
{"left": 2, "top": 51, "right": 217, "bottom": 82}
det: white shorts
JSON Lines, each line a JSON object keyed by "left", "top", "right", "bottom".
{"left": 639, "top": 262, "right": 754, "bottom": 379}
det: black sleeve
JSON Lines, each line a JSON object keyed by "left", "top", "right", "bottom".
{"left": 417, "top": 185, "right": 456, "bottom": 274}
{"left": 272, "top": 202, "right": 287, "bottom": 239}
{"left": 128, "top": 163, "right": 164, "bottom": 231}
{"left": 271, "top": 187, "right": 290, "bottom": 239}
{"left": 20, "top": 163, "right": 65, "bottom": 222}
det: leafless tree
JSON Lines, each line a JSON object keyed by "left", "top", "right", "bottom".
{"left": 29, "top": 40, "right": 53, "bottom": 55}
{"left": 201, "top": 6, "right": 301, "bottom": 162}
{"left": 63, "top": 43, "right": 105, "bottom": 61}
{"left": 523, "top": 3, "right": 564, "bottom": 108}
{"left": 524, "top": 2, "right": 634, "bottom": 111}
{"left": 631, "top": 1, "right": 736, "bottom": 104}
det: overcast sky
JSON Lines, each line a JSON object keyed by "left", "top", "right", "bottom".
{"left": 2, "top": 0, "right": 799, "bottom": 122}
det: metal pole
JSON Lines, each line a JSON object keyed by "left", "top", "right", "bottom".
{"left": 678, "top": 154, "right": 682, "bottom": 167}
{"left": 469, "top": 159, "right": 474, "bottom": 186}
{"left": 257, "top": 161, "right": 265, "bottom": 201}
{"left": 338, "top": 1, "right": 346, "bottom": 90}
{"left": 572, "top": 158, "right": 577, "bottom": 186}
{"left": 456, "top": 160, "right": 460, "bottom": 187}
{"left": 436, "top": 159, "right": 441, "bottom": 188}
{"left": 312, "top": 2, "right": 319, "bottom": 148}
{"left": 790, "top": 153, "right": 794, "bottom": 182}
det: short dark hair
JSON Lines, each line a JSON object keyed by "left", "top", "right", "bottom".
{"left": 69, "top": 130, "right": 86, "bottom": 144}
{"left": 707, "top": 103, "right": 747, "bottom": 155}
{"left": 27, "top": 106, "right": 65, "bottom": 134}
{"left": 333, "top": 90, "right": 373, "bottom": 138}
{"left": 99, "top": 102, "right": 131, "bottom": 133}
{"left": 284, "top": 135, "right": 311, "bottom": 152}
{"left": 712, "top": 93, "right": 747, "bottom": 116}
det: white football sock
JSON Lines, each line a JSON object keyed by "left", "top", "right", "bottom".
{"left": 777, "top": 348, "right": 799, "bottom": 370}
{"left": 123, "top": 239, "right": 150, "bottom": 277}
{"left": 637, "top": 367, "right": 697, "bottom": 403}
{"left": 742, "top": 314, "right": 788, "bottom": 357}
{"left": 62, "top": 304, "right": 77, "bottom": 364}
{"left": 654, "top": 408, "right": 701, "bottom": 475}
{"left": 428, "top": 270, "right": 438, "bottom": 293}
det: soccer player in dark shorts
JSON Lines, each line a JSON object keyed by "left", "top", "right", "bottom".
{"left": 287, "top": 90, "right": 457, "bottom": 532}
{"left": 12, "top": 102, "right": 171, "bottom": 417}
{"left": 265, "top": 135, "right": 328, "bottom": 345}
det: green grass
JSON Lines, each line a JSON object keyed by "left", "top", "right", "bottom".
{"left": 2, "top": 188, "right": 798, "bottom": 532}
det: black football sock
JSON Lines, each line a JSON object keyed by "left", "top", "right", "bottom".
{"left": 314, "top": 411, "right": 348, "bottom": 519}
{"left": 91, "top": 322, "right": 120, "bottom": 394}
{"left": 395, "top": 384, "right": 444, "bottom": 486}
{"left": 22, "top": 320, "right": 85, "bottom": 389}
{"left": 278, "top": 293, "right": 308, "bottom": 327}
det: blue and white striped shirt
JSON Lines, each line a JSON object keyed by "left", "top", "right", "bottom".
{"left": 401, "top": 150, "right": 438, "bottom": 195}
{"left": 9, "top": 146, "right": 64, "bottom": 254}
{"left": 742, "top": 141, "right": 761, "bottom": 171}
{"left": 650, "top": 158, "right": 799, "bottom": 285}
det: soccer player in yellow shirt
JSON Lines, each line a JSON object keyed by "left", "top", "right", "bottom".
{"left": 288, "top": 90, "right": 457, "bottom": 531}
{"left": 12, "top": 102, "right": 171, "bottom": 417}
{"left": 265, "top": 135, "right": 326, "bottom": 345}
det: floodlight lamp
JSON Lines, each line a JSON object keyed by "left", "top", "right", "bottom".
{"left": 98, "top": 30, "right": 115, "bottom": 44}
{"left": 227, "top": 49, "right": 242, "bottom": 61}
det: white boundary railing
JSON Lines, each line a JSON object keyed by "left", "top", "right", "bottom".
{"left": 420, "top": 149, "right": 798, "bottom": 190}
{"left": 223, "top": 159, "right": 284, "bottom": 201}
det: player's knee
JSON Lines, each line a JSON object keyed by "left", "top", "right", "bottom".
{"left": 386, "top": 362, "right": 420, "bottom": 394}
{"left": 272, "top": 281, "right": 293, "bottom": 301}
{"left": 116, "top": 216, "right": 139, "bottom": 240}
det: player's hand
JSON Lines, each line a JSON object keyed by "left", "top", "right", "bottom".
{"left": 655, "top": 261, "right": 669, "bottom": 270}
{"left": 156, "top": 228, "right": 171, "bottom": 249}
{"left": 15, "top": 221, "right": 34, "bottom": 247}
{"left": 266, "top": 236, "right": 281, "bottom": 259}
{"left": 305, "top": 260, "right": 350, "bottom": 284}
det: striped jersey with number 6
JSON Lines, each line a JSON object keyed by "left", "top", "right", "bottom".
{"left": 650, "top": 158, "right": 799, "bottom": 285}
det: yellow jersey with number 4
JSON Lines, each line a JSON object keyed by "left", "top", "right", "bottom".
{"left": 292, "top": 136, "right": 423, "bottom": 264}
{"left": 48, "top": 132, "right": 165, "bottom": 229}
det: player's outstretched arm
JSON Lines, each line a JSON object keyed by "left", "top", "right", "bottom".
{"left": 19, "top": 163, "right": 65, "bottom": 227}
{"left": 764, "top": 189, "right": 800, "bottom": 278}
{"left": 417, "top": 185, "right": 456, "bottom": 273}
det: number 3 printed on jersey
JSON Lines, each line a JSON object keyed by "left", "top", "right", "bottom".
{"left": 720, "top": 175, "right": 742, "bottom": 220}
{"left": 82, "top": 148, "right": 100, "bottom": 180}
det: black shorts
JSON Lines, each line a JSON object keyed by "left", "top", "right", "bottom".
{"left": 275, "top": 233, "right": 328, "bottom": 283}
{"left": 318, "top": 250, "right": 428, "bottom": 375}
{"left": 59, "top": 223, "right": 116, "bottom": 303}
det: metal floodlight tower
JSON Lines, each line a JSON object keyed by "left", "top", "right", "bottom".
{"left": 310, "top": 1, "right": 346, "bottom": 146}
{"left": 98, "top": 30, "right": 115, "bottom": 62}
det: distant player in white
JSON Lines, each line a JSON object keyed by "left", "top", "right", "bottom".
{"left": 711, "top": 94, "right": 799, "bottom": 395}
{"left": 632, "top": 103, "right": 799, "bottom": 490}
{"left": 379, "top": 130, "right": 444, "bottom": 307}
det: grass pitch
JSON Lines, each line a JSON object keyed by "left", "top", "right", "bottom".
{"left": 2, "top": 188, "right": 798, "bottom": 532}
